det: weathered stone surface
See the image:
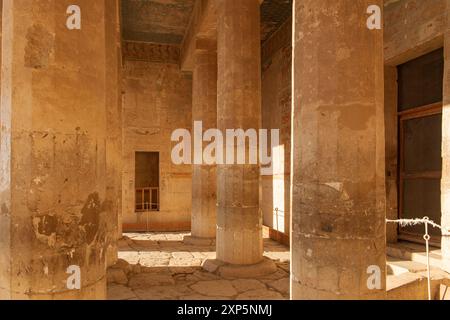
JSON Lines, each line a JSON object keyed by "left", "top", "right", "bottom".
{"left": 0, "top": 0, "right": 119, "bottom": 300}
{"left": 107, "top": 285, "right": 137, "bottom": 301}
{"left": 134, "top": 285, "right": 193, "bottom": 300}
{"left": 385, "top": 0, "right": 447, "bottom": 64}
{"left": 107, "top": 268, "right": 129, "bottom": 285}
{"left": 215, "top": 0, "right": 263, "bottom": 265}
{"left": 190, "top": 280, "right": 238, "bottom": 297}
{"left": 122, "top": 60, "right": 192, "bottom": 232}
{"left": 202, "top": 258, "right": 224, "bottom": 273}
{"left": 267, "top": 278, "right": 289, "bottom": 296}
{"left": 108, "top": 232, "right": 291, "bottom": 300}
{"left": 231, "top": 280, "right": 266, "bottom": 293}
{"left": 216, "top": 259, "right": 278, "bottom": 279}
{"left": 184, "top": 236, "right": 216, "bottom": 247}
{"left": 191, "top": 44, "right": 218, "bottom": 240}
{"left": 180, "top": 295, "right": 232, "bottom": 300}
{"left": 291, "top": 0, "right": 386, "bottom": 300}
{"left": 261, "top": 17, "right": 292, "bottom": 243}
{"left": 236, "top": 289, "right": 284, "bottom": 300}
{"left": 128, "top": 273, "right": 175, "bottom": 289}
{"left": 170, "top": 258, "right": 203, "bottom": 267}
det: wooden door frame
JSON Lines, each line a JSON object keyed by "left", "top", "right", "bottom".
{"left": 397, "top": 102, "right": 442, "bottom": 246}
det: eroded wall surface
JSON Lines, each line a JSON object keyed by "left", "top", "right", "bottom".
{"left": 385, "top": 0, "right": 446, "bottom": 65}
{"left": 0, "top": 0, "right": 114, "bottom": 299}
{"left": 122, "top": 54, "right": 192, "bottom": 232}
{"left": 261, "top": 19, "right": 292, "bottom": 243}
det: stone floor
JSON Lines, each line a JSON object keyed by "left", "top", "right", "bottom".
{"left": 107, "top": 232, "right": 290, "bottom": 300}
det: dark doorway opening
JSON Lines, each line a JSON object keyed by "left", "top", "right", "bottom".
{"left": 397, "top": 48, "right": 444, "bottom": 245}
{"left": 135, "top": 152, "right": 160, "bottom": 212}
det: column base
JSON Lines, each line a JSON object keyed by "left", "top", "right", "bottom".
{"left": 202, "top": 258, "right": 277, "bottom": 278}
{"left": 0, "top": 276, "right": 107, "bottom": 300}
{"left": 291, "top": 278, "right": 386, "bottom": 300}
{"left": 183, "top": 235, "right": 216, "bottom": 246}
{"left": 106, "top": 244, "right": 119, "bottom": 267}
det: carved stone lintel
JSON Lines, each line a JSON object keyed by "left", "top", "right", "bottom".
{"left": 122, "top": 41, "right": 180, "bottom": 64}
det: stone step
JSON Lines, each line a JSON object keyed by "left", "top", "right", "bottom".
{"left": 387, "top": 256, "right": 429, "bottom": 275}
{"left": 386, "top": 257, "right": 450, "bottom": 300}
{"left": 387, "top": 242, "right": 442, "bottom": 269}
{"left": 387, "top": 272, "right": 428, "bottom": 300}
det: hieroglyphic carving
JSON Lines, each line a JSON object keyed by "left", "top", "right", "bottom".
{"left": 122, "top": 41, "right": 180, "bottom": 64}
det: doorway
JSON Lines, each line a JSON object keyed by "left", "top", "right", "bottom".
{"left": 135, "top": 152, "right": 160, "bottom": 212}
{"left": 397, "top": 48, "right": 444, "bottom": 245}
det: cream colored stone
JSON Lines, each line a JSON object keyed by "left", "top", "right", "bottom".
{"left": 267, "top": 278, "right": 289, "bottom": 296}
{"left": 107, "top": 268, "right": 129, "bottom": 285}
{"left": 0, "top": 0, "right": 118, "bottom": 300}
{"left": 236, "top": 289, "right": 284, "bottom": 300}
{"left": 107, "top": 285, "right": 137, "bottom": 301}
{"left": 128, "top": 273, "right": 175, "bottom": 289}
{"left": 291, "top": 0, "right": 386, "bottom": 300}
{"left": 231, "top": 279, "right": 266, "bottom": 293}
{"left": 215, "top": 0, "right": 263, "bottom": 265}
{"left": 134, "top": 285, "right": 193, "bottom": 300}
{"left": 191, "top": 45, "right": 218, "bottom": 240}
{"left": 190, "top": 280, "right": 238, "bottom": 297}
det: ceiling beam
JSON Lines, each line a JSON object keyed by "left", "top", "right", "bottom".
{"left": 180, "top": 0, "right": 217, "bottom": 72}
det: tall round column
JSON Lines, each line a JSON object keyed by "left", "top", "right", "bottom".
{"left": 291, "top": 0, "right": 386, "bottom": 299}
{"left": 0, "top": 0, "right": 112, "bottom": 299}
{"left": 215, "top": 0, "right": 263, "bottom": 266}
{"left": 186, "top": 43, "right": 218, "bottom": 245}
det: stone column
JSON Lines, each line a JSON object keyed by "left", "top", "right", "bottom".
{"left": 185, "top": 41, "right": 218, "bottom": 246}
{"left": 291, "top": 0, "right": 386, "bottom": 299}
{"left": 204, "top": 0, "right": 275, "bottom": 277}
{"left": 105, "top": 0, "right": 123, "bottom": 267}
{"left": 0, "top": 0, "right": 111, "bottom": 299}
{"left": 442, "top": 4, "right": 450, "bottom": 274}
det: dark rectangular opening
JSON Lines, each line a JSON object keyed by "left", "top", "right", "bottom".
{"left": 397, "top": 49, "right": 443, "bottom": 244}
{"left": 135, "top": 152, "right": 160, "bottom": 212}
{"left": 398, "top": 48, "right": 444, "bottom": 111}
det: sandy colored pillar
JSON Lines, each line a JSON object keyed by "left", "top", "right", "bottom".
{"left": 442, "top": 8, "right": 450, "bottom": 274}
{"left": 187, "top": 42, "right": 218, "bottom": 245}
{"left": 215, "top": 0, "right": 264, "bottom": 266}
{"left": 0, "top": 0, "right": 111, "bottom": 299}
{"left": 105, "top": 0, "right": 123, "bottom": 267}
{"left": 291, "top": 0, "right": 386, "bottom": 299}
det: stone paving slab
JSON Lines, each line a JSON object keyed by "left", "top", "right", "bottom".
{"left": 108, "top": 232, "right": 290, "bottom": 300}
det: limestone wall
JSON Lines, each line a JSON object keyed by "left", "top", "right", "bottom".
{"left": 385, "top": 0, "right": 446, "bottom": 65}
{"left": 261, "top": 19, "right": 292, "bottom": 243}
{"left": 121, "top": 57, "right": 192, "bottom": 232}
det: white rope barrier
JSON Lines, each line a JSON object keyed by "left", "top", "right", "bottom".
{"left": 386, "top": 217, "right": 450, "bottom": 300}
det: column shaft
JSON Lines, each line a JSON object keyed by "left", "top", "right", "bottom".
{"left": 216, "top": 0, "right": 263, "bottom": 265}
{"left": 0, "top": 0, "right": 111, "bottom": 299}
{"left": 191, "top": 46, "right": 217, "bottom": 240}
{"left": 105, "top": 0, "right": 122, "bottom": 267}
{"left": 291, "top": 0, "right": 386, "bottom": 299}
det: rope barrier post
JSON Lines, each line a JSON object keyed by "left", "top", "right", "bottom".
{"left": 423, "top": 216, "right": 432, "bottom": 300}
{"left": 386, "top": 217, "right": 447, "bottom": 300}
